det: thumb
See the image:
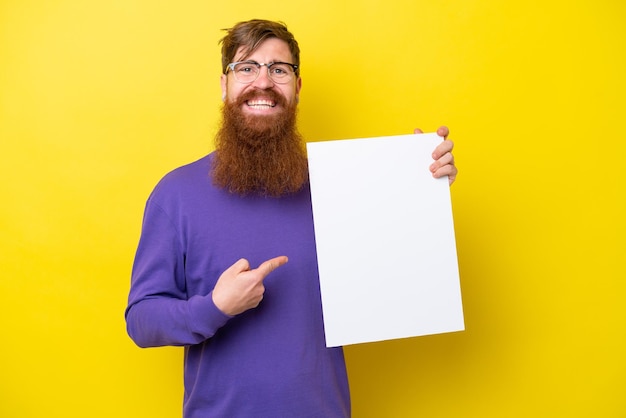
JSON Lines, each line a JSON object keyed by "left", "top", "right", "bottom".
{"left": 228, "top": 258, "right": 250, "bottom": 275}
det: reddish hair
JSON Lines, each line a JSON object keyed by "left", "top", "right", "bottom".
{"left": 219, "top": 19, "right": 300, "bottom": 75}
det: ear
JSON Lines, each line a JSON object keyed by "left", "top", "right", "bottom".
{"left": 295, "top": 76, "right": 302, "bottom": 102}
{"left": 220, "top": 74, "right": 227, "bottom": 101}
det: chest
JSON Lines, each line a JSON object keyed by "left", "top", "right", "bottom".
{"left": 180, "top": 190, "right": 319, "bottom": 297}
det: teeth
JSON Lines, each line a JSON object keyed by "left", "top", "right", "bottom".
{"left": 247, "top": 99, "right": 275, "bottom": 108}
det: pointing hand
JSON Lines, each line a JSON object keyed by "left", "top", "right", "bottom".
{"left": 212, "top": 256, "right": 289, "bottom": 316}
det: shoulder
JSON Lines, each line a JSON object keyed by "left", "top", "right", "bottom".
{"left": 153, "top": 153, "right": 213, "bottom": 192}
{"left": 145, "top": 153, "right": 217, "bottom": 206}
{"left": 161, "top": 153, "right": 212, "bottom": 183}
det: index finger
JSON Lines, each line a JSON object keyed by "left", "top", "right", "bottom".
{"left": 256, "top": 256, "right": 289, "bottom": 278}
{"left": 436, "top": 125, "right": 449, "bottom": 139}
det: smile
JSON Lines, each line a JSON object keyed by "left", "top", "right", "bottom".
{"left": 246, "top": 99, "right": 276, "bottom": 109}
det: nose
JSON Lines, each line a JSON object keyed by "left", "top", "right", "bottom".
{"left": 251, "top": 67, "right": 275, "bottom": 89}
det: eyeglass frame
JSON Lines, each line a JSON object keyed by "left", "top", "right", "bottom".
{"left": 225, "top": 60, "right": 300, "bottom": 84}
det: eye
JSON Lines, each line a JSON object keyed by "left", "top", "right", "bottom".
{"left": 270, "top": 64, "right": 290, "bottom": 76}
{"left": 234, "top": 62, "right": 259, "bottom": 74}
{"left": 237, "top": 65, "right": 255, "bottom": 73}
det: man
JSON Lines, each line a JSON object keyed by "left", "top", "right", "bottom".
{"left": 125, "top": 19, "right": 457, "bottom": 417}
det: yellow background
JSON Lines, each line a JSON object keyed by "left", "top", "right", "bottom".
{"left": 1, "top": 1, "right": 624, "bottom": 417}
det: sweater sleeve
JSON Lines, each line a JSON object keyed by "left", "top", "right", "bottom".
{"left": 125, "top": 197, "right": 232, "bottom": 348}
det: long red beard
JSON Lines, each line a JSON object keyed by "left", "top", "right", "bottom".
{"left": 211, "top": 90, "right": 308, "bottom": 197}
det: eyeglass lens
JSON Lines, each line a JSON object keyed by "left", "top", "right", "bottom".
{"left": 231, "top": 62, "right": 295, "bottom": 84}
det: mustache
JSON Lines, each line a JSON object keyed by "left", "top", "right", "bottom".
{"left": 235, "top": 88, "right": 287, "bottom": 108}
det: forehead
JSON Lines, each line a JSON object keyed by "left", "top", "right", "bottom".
{"left": 234, "top": 38, "right": 293, "bottom": 62}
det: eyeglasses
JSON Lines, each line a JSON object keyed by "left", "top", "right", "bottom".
{"left": 226, "top": 61, "right": 299, "bottom": 84}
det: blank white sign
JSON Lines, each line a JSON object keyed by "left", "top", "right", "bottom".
{"left": 307, "top": 133, "right": 464, "bottom": 347}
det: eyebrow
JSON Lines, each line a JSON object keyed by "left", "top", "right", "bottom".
{"left": 234, "top": 60, "right": 291, "bottom": 65}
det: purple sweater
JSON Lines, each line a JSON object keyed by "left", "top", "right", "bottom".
{"left": 125, "top": 153, "right": 350, "bottom": 417}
